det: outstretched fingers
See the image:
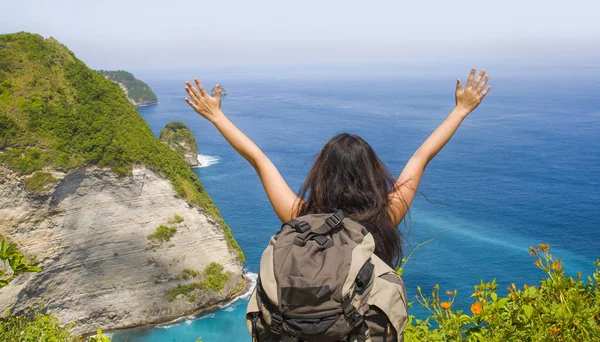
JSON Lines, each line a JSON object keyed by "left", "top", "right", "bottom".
{"left": 477, "top": 74, "right": 489, "bottom": 93}
{"left": 472, "top": 69, "right": 486, "bottom": 88}
{"left": 466, "top": 68, "right": 476, "bottom": 88}
{"left": 185, "top": 81, "right": 203, "bottom": 101}
{"left": 195, "top": 78, "right": 207, "bottom": 97}
{"left": 184, "top": 97, "right": 198, "bottom": 110}
{"left": 185, "top": 84, "right": 200, "bottom": 103}
{"left": 480, "top": 86, "right": 491, "bottom": 98}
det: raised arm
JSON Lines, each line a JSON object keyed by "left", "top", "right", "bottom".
{"left": 184, "top": 79, "right": 301, "bottom": 223}
{"left": 388, "top": 69, "right": 491, "bottom": 226}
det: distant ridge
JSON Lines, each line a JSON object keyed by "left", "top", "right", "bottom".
{"left": 99, "top": 69, "right": 158, "bottom": 106}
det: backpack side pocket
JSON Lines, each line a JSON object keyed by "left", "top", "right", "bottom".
{"left": 366, "top": 258, "right": 409, "bottom": 341}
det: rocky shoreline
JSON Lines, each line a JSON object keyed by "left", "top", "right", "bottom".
{"left": 0, "top": 166, "right": 245, "bottom": 335}
{"left": 104, "top": 271, "right": 255, "bottom": 338}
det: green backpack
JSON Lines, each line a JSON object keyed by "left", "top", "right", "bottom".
{"left": 246, "top": 210, "right": 408, "bottom": 342}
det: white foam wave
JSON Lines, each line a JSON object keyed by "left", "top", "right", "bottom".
{"left": 193, "top": 154, "right": 220, "bottom": 168}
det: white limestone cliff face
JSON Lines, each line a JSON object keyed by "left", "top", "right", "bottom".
{"left": 0, "top": 166, "right": 244, "bottom": 335}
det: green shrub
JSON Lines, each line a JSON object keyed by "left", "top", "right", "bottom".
{"left": 147, "top": 225, "right": 177, "bottom": 243}
{"left": 0, "top": 306, "right": 76, "bottom": 341}
{"left": 170, "top": 214, "right": 184, "bottom": 224}
{"left": 404, "top": 244, "right": 600, "bottom": 341}
{"left": 203, "top": 262, "right": 231, "bottom": 292}
{"left": 166, "top": 282, "right": 204, "bottom": 302}
{"left": 23, "top": 171, "right": 58, "bottom": 192}
{"left": 0, "top": 307, "right": 111, "bottom": 341}
{"left": 88, "top": 329, "right": 112, "bottom": 342}
{"left": 181, "top": 268, "right": 200, "bottom": 280}
{"left": 166, "top": 262, "right": 232, "bottom": 301}
{"left": 188, "top": 294, "right": 197, "bottom": 303}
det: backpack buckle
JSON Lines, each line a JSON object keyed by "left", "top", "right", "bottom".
{"left": 344, "top": 304, "right": 364, "bottom": 327}
{"left": 314, "top": 235, "right": 334, "bottom": 250}
{"left": 270, "top": 313, "right": 283, "bottom": 335}
{"left": 325, "top": 210, "right": 345, "bottom": 229}
{"left": 295, "top": 221, "right": 311, "bottom": 233}
{"left": 343, "top": 296, "right": 364, "bottom": 328}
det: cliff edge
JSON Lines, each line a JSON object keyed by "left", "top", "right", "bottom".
{"left": 0, "top": 32, "right": 244, "bottom": 335}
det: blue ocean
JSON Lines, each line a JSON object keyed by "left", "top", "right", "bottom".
{"left": 111, "top": 69, "right": 600, "bottom": 341}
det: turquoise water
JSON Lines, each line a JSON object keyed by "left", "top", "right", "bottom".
{"left": 112, "top": 73, "right": 600, "bottom": 341}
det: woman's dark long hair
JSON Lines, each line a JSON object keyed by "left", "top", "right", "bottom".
{"left": 296, "top": 133, "right": 404, "bottom": 267}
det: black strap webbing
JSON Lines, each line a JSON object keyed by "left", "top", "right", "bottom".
{"left": 289, "top": 219, "right": 311, "bottom": 233}
{"left": 313, "top": 210, "right": 345, "bottom": 235}
{"left": 293, "top": 210, "right": 345, "bottom": 247}
{"left": 342, "top": 295, "right": 364, "bottom": 328}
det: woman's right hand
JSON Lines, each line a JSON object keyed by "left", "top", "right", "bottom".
{"left": 184, "top": 78, "right": 224, "bottom": 123}
{"left": 455, "top": 68, "right": 491, "bottom": 116}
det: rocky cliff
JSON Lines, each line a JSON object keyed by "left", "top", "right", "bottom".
{"left": 0, "top": 165, "right": 245, "bottom": 335}
{"left": 160, "top": 121, "right": 200, "bottom": 167}
{"left": 0, "top": 32, "right": 245, "bottom": 335}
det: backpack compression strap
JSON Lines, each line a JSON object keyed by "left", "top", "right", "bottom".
{"left": 293, "top": 210, "right": 345, "bottom": 249}
{"left": 285, "top": 219, "right": 311, "bottom": 234}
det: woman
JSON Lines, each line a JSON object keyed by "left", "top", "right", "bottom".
{"left": 184, "top": 69, "right": 490, "bottom": 268}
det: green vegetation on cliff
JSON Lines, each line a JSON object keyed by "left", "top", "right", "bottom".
{"left": 0, "top": 32, "right": 243, "bottom": 261}
{"left": 166, "top": 262, "right": 232, "bottom": 302}
{"left": 160, "top": 121, "right": 199, "bottom": 163}
{"left": 147, "top": 225, "right": 177, "bottom": 243}
{"left": 98, "top": 70, "right": 158, "bottom": 105}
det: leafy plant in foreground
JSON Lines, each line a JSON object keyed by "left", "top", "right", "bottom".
{"left": 0, "top": 236, "right": 41, "bottom": 288}
{"left": 404, "top": 244, "right": 600, "bottom": 341}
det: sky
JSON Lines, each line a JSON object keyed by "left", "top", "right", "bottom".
{"left": 1, "top": 0, "right": 599, "bottom": 72}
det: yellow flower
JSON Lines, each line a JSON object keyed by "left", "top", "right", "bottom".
{"left": 550, "top": 326, "right": 560, "bottom": 335}
{"left": 470, "top": 302, "right": 483, "bottom": 315}
{"left": 552, "top": 262, "right": 560, "bottom": 271}
{"left": 440, "top": 302, "right": 451, "bottom": 310}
